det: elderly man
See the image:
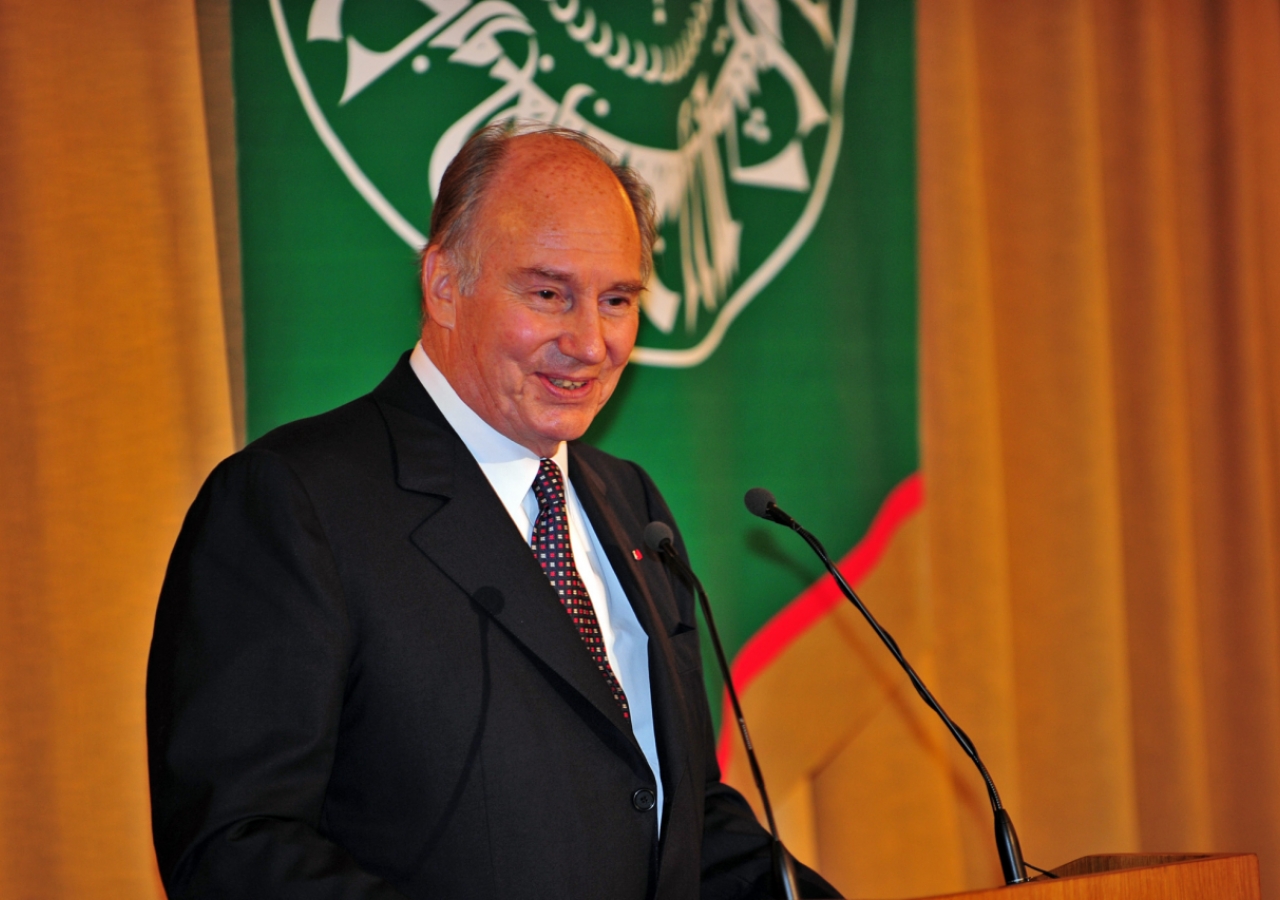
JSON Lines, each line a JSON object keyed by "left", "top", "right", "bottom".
{"left": 147, "top": 124, "right": 839, "bottom": 900}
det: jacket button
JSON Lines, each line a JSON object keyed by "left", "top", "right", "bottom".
{"left": 631, "top": 788, "right": 656, "bottom": 812}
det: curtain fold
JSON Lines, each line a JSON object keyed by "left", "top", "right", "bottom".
{"left": 4, "top": 0, "right": 1280, "bottom": 897}
{"left": 922, "top": 0, "right": 1280, "bottom": 889}
{"left": 0, "top": 1, "right": 234, "bottom": 896}
{"left": 726, "top": 1, "right": 1280, "bottom": 897}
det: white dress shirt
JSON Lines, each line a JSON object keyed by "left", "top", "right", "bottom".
{"left": 409, "top": 343, "right": 663, "bottom": 825}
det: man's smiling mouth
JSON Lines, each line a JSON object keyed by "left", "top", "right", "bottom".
{"left": 547, "top": 376, "right": 589, "bottom": 390}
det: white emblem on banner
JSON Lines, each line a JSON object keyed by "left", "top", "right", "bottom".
{"left": 272, "top": 0, "right": 856, "bottom": 367}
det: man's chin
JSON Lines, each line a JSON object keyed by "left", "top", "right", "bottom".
{"left": 524, "top": 414, "right": 597, "bottom": 453}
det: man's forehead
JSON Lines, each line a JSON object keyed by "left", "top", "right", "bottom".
{"left": 491, "top": 136, "right": 624, "bottom": 203}
{"left": 473, "top": 139, "right": 641, "bottom": 250}
{"left": 503, "top": 132, "right": 604, "bottom": 170}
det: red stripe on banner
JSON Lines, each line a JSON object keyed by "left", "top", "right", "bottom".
{"left": 717, "top": 472, "right": 925, "bottom": 774}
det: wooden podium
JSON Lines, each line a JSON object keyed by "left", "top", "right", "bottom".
{"left": 898, "top": 853, "right": 1260, "bottom": 899}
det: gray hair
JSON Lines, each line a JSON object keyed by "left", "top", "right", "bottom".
{"left": 422, "top": 121, "right": 657, "bottom": 295}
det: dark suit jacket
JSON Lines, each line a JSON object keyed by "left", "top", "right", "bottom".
{"left": 147, "top": 354, "right": 838, "bottom": 900}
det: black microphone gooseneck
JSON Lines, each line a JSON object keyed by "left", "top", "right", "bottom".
{"left": 642, "top": 521, "right": 801, "bottom": 900}
{"left": 743, "top": 489, "right": 1029, "bottom": 886}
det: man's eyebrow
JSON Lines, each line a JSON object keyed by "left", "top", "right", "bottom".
{"left": 516, "top": 266, "right": 645, "bottom": 295}
{"left": 516, "top": 266, "right": 573, "bottom": 283}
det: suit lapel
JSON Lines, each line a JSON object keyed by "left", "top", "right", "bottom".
{"left": 570, "top": 449, "right": 695, "bottom": 811}
{"left": 371, "top": 364, "right": 635, "bottom": 743}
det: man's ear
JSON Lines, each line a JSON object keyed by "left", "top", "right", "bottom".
{"left": 421, "top": 245, "right": 458, "bottom": 330}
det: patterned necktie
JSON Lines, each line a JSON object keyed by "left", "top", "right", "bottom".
{"left": 531, "top": 458, "right": 630, "bottom": 720}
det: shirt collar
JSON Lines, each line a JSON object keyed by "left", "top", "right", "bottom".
{"left": 409, "top": 342, "right": 570, "bottom": 506}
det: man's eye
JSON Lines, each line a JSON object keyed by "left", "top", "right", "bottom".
{"left": 603, "top": 295, "right": 633, "bottom": 309}
{"left": 537, "top": 289, "right": 557, "bottom": 300}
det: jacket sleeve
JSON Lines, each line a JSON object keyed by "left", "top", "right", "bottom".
{"left": 146, "top": 449, "right": 410, "bottom": 900}
{"left": 628, "top": 464, "right": 842, "bottom": 900}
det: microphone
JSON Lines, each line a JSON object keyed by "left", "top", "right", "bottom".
{"left": 744, "top": 489, "right": 1030, "bottom": 886}
{"left": 744, "top": 487, "right": 795, "bottom": 527}
{"left": 643, "top": 521, "right": 801, "bottom": 900}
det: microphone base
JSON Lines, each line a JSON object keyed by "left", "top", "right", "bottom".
{"left": 995, "top": 808, "right": 1029, "bottom": 884}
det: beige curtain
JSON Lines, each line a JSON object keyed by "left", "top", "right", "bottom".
{"left": 4, "top": 1, "right": 1280, "bottom": 898}
{"left": 0, "top": 0, "right": 233, "bottom": 896}
{"left": 725, "top": 1, "right": 1280, "bottom": 898}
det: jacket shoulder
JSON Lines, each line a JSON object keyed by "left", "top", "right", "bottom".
{"left": 247, "top": 395, "right": 387, "bottom": 466}
{"left": 240, "top": 351, "right": 431, "bottom": 474}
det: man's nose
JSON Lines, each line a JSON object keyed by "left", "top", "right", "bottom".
{"left": 560, "top": 299, "right": 608, "bottom": 364}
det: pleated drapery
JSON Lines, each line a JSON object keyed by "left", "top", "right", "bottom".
{"left": 4, "top": 1, "right": 1280, "bottom": 899}
{"left": 0, "top": 1, "right": 234, "bottom": 896}
{"left": 723, "top": 2, "right": 1280, "bottom": 898}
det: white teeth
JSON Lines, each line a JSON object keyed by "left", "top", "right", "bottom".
{"left": 549, "top": 378, "right": 587, "bottom": 389}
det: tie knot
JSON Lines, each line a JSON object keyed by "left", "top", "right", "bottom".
{"left": 532, "top": 458, "right": 566, "bottom": 512}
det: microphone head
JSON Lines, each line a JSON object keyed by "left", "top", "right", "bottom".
{"left": 643, "top": 520, "right": 676, "bottom": 552}
{"left": 744, "top": 487, "right": 777, "bottom": 520}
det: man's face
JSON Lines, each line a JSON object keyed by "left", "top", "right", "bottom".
{"left": 426, "top": 138, "right": 644, "bottom": 457}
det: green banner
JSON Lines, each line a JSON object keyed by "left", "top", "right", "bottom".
{"left": 232, "top": 0, "right": 916, "bottom": 707}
